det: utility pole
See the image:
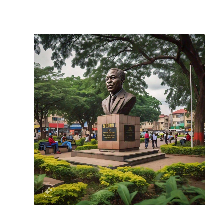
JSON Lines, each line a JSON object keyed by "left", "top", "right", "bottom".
{"left": 190, "top": 63, "right": 193, "bottom": 148}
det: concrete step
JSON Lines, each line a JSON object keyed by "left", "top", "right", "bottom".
{"left": 125, "top": 153, "right": 165, "bottom": 166}
{"left": 64, "top": 156, "right": 129, "bottom": 168}
{"left": 71, "top": 149, "right": 160, "bottom": 162}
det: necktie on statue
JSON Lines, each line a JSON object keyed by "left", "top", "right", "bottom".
{"left": 110, "top": 95, "right": 116, "bottom": 112}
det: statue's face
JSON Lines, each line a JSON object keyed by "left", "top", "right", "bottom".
{"left": 105, "top": 69, "right": 122, "bottom": 94}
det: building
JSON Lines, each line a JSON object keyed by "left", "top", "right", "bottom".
{"left": 34, "top": 114, "right": 89, "bottom": 137}
{"left": 169, "top": 108, "right": 196, "bottom": 132}
{"left": 140, "top": 114, "right": 169, "bottom": 132}
{"left": 34, "top": 114, "right": 68, "bottom": 136}
{"left": 153, "top": 114, "right": 169, "bottom": 131}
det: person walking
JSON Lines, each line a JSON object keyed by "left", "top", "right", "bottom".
{"left": 164, "top": 132, "right": 168, "bottom": 145}
{"left": 144, "top": 131, "right": 149, "bottom": 149}
{"left": 174, "top": 133, "right": 178, "bottom": 146}
{"left": 152, "top": 133, "right": 158, "bottom": 148}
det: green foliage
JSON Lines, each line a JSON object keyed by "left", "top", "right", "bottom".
{"left": 57, "top": 76, "right": 104, "bottom": 132}
{"left": 34, "top": 149, "right": 40, "bottom": 154}
{"left": 75, "top": 165, "right": 100, "bottom": 180}
{"left": 75, "top": 145, "right": 98, "bottom": 150}
{"left": 76, "top": 138, "right": 86, "bottom": 146}
{"left": 130, "top": 94, "right": 161, "bottom": 122}
{"left": 34, "top": 153, "right": 75, "bottom": 182}
{"left": 140, "top": 138, "right": 145, "bottom": 143}
{"left": 99, "top": 167, "right": 148, "bottom": 192}
{"left": 157, "top": 161, "right": 205, "bottom": 180}
{"left": 76, "top": 182, "right": 136, "bottom": 205}
{"left": 90, "top": 189, "right": 114, "bottom": 205}
{"left": 34, "top": 182, "right": 87, "bottom": 205}
{"left": 34, "top": 174, "right": 46, "bottom": 193}
{"left": 160, "top": 143, "right": 205, "bottom": 155}
{"left": 34, "top": 63, "right": 65, "bottom": 137}
{"left": 135, "top": 176, "right": 205, "bottom": 205}
{"left": 117, "top": 166, "right": 156, "bottom": 184}
{"left": 34, "top": 153, "right": 100, "bottom": 183}
{"left": 34, "top": 143, "right": 39, "bottom": 150}
{"left": 117, "top": 184, "right": 138, "bottom": 205}
{"left": 182, "top": 185, "right": 205, "bottom": 204}
{"left": 35, "top": 34, "right": 204, "bottom": 108}
{"left": 91, "top": 139, "right": 97, "bottom": 145}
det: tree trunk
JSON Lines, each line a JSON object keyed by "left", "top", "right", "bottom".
{"left": 39, "top": 118, "right": 46, "bottom": 139}
{"left": 87, "top": 122, "right": 93, "bottom": 134}
{"left": 193, "top": 79, "right": 205, "bottom": 145}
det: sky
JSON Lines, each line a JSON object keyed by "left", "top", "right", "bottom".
{"left": 34, "top": 45, "right": 184, "bottom": 116}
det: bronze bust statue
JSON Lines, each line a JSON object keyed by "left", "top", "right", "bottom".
{"left": 102, "top": 68, "right": 136, "bottom": 115}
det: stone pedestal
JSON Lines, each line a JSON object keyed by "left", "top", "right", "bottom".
{"left": 97, "top": 114, "right": 140, "bottom": 151}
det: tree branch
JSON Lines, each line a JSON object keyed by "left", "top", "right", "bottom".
{"left": 151, "top": 34, "right": 180, "bottom": 46}
{"left": 124, "top": 55, "right": 175, "bottom": 71}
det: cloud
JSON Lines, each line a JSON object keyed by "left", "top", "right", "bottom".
{"left": 144, "top": 74, "right": 184, "bottom": 115}
{"left": 34, "top": 46, "right": 85, "bottom": 78}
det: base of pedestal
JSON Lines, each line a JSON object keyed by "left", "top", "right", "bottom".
{"left": 99, "top": 147, "right": 139, "bottom": 152}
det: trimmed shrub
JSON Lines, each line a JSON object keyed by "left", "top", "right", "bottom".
{"left": 140, "top": 138, "right": 145, "bottom": 143}
{"left": 160, "top": 143, "right": 205, "bottom": 155}
{"left": 99, "top": 167, "right": 148, "bottom": 193}
{"left": 76, "top": 138, "right": 85, "bottom": 146}
{"left": 91, "top": 139, "right": 97, "bottom": 145}
{"left": 75, "top": 145, "right": 98, "bottom": 150}
{"left": 75, "top": 165, "right": 100, "bottom": 181}
{"left": 34, "top": 153, "right": 101, "bottom": 183}
{"left": 117, "top": 166, "right": 156, "bottom": 183}
{"left": 34, "top": 143, "right": 39, "bottom": 150}
{"left": 157, "top": 161, "right": 205, "bottom": 180}
{"left": 34, "top": 182, "right": 87, "bottom": 205}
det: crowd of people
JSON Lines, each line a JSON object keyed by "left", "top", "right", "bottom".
{"left": 144, "top": 131, "right": 191, "bottom": 149}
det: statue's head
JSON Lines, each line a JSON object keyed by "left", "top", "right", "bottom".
{"left": 105, "top": 68, "right": 125, "bottom": 95}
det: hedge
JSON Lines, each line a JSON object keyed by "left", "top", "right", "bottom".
{"left": 116, "top": 166, "right": 156, "bottom": 183}
{"left": 75, "top": 144, "right": 98, "bottom": 150}
{"left": 34, "top": 152, "right": 99, "bottom": 182}
{"left": 157, "top": 161, "right": 205, "bottom": 180}
{"left": 160, "top": 143, "right": 205, "bottom": 155}
{"left": 34, "top": 182, "right": 87, "bottom": 205}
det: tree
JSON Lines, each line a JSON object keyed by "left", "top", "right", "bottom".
{"left": 34, "top": 63, "right": 64, "bottom": 138}
{"left": 58, "top": 76, "right": 104, "bottom": 134}
{"left": 34, "top": 34, "right": 205, "bottom": 145}
{"left": 130, "top": 94, "right": 162, "bottom": 122}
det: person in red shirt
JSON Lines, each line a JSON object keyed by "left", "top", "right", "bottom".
{"left": 186, "top": 133, "right": 191, "bottom": 141}
{"left": 144, "top": 131, "right": 149, "bottom": 149}
{"left": 48, "top": 135, "right": 61, "bottom": 154}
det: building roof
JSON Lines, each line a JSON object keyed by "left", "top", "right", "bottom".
{"left": 172, "top": 109, "right": 187, "bottom": 114}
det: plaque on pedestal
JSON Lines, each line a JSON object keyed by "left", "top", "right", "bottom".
{"left": 124, "top": 125, "right": 135, "bottom": 141}
{"left": 102, "top": 123, "right": 117, "bottom": 141}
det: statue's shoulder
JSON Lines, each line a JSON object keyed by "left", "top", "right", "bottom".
{"left": 102, "top": 95, "right": 109, "bottom": 104}
{"left": 124, "top": 91, "right": 136, "bottom": 99}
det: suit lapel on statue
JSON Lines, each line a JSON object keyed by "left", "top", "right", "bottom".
{"left": 106, "top": 96, "right": 111, "bottom": 114}
{"left": 110, "top": 90, "right": 125, "bottom": 113}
